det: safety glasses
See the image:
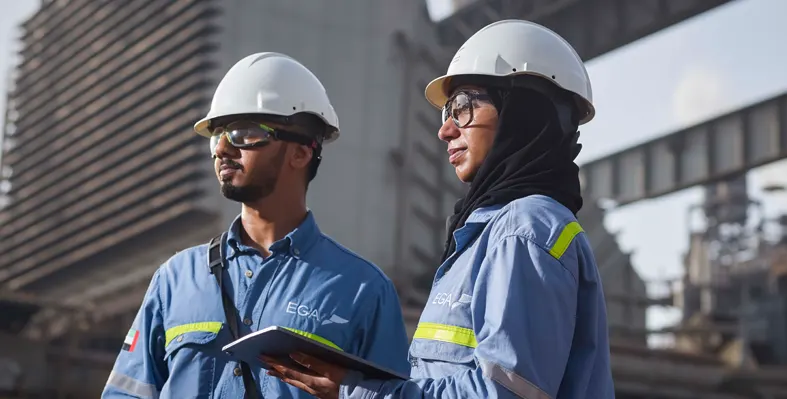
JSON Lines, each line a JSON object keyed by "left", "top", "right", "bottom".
{"left": 442, "top": 90, "right": 494, "bottom": 128}
{"left": 209, "top": 120, "right": 317, "bottom": 155}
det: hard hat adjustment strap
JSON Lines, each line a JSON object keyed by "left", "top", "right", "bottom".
{"left": 252, "top": 113, "right": 327, "bottom": 148}
{"left": 273, "top": 130, "right": 320, "bottom": 149}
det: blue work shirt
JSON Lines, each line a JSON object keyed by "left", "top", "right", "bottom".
{"left": 342, "top": 195, "right": 615, "bottom": 398}
{"left": 102, "top": 211, "right": 411, "bottom": 398}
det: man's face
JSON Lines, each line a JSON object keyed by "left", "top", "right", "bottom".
{"left": 438, "top": 86, "right": 498, "bottom": 183}
{"left": 211, "top": 118, "right": 311, "bottom": 203}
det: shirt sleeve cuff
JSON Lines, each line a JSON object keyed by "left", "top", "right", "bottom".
{"left": 340, "top": 370, "right": 384, "bottom": 399}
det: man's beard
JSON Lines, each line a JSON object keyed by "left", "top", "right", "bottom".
{"left": 221, "top": 181, "right": 276, "bottom": 203}
{"left": 220, "top": 146, "right": 286, "bottom": 203}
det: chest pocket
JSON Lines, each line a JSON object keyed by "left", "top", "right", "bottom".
{"left": 162, "top": 322, "right": 224, "bottom": 398}
{"left": 411, "top": 248, "right": 479, "bottom": 368}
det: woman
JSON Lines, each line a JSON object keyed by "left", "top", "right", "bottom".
{"left": 264, "top": 19, "right": 615, "bottom": 399}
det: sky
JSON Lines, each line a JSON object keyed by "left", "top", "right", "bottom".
{"left": 2, "top": 0, "right": 787, "bottom": 339}
{"left": 0, "top": 0, "right": 38, "bottom": 173}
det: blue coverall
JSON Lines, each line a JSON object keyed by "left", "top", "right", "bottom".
{"left": 341, "top": 195, "right": 615, "bottom": 398}
{"left": 102, "top": 211, "right": 411, "bottom": 398}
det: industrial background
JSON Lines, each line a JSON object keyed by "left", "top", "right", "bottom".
{"left": 1, "top": 0, "right": 786, "bottom": 397}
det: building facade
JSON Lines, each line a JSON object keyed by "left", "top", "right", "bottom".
{"left": 0, "top": 0, "right": 429, "bottom": 395}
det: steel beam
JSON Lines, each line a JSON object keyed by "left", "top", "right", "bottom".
{"left": 581, "top": 92, "right": 787, "bottom": 206}
{"left": 609, "top": 346, "right": 787, "bottom": 397}
{"left": 436, "top": 0, "right": 733, "bottom": 61}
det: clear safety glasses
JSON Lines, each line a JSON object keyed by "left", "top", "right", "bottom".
{"left": 209, "top": 120, "right": 317, "bottom": 155}
{"left": 442, "top": 90, "right": 494, "bottom": 128}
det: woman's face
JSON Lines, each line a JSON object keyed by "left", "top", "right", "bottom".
{"left": 438, "top": 86, "right": 499, "bottom": 183}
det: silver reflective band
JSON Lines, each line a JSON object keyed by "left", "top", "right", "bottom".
{"left": 479, "top": 358, "right": 551, "bottom": 399}
{"left": 106, "top": 371, "right": 160, "bottom": 399}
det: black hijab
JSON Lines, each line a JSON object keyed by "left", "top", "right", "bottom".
{"left": 440, "top": 85, "right": 584, "bottom": 262}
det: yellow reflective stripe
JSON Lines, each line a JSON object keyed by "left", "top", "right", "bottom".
{"left": 413, "top": 322, "right": 477, "bottom": 348}
{"left": 165, "top": 322, "right": 223, "bottom": 347}
{"left": 548, "top": 221, "right": 584, "bottom": 259}
{"left": 282, "top": 327, "right": 343, "bottom": 351}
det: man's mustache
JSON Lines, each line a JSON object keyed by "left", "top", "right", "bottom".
{"left": 216, "top": 157, "right": 243, "bottom": 171}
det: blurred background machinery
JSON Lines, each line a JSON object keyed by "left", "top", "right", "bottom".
{"left": 1, "top": 0, "right": 786, "bottom": 397}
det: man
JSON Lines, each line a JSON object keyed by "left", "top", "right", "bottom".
{"left": 265, "top": 20, "right": 615, "bottom": 398}
{"left": 101, "top": 52, "right": 411, "bottom": 398}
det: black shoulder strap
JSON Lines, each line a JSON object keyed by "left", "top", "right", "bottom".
{"left": 208, "top": 233, "right": 260, "bottom": 399}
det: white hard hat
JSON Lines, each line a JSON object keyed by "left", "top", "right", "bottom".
{"left": 194, "top": 52, "right": 340, "bottom": 143}
{"left": 424, "top": 19, "right": 595, "bottom": 124}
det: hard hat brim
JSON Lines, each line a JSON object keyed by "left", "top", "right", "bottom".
{"left": 194, "top": 118, "right": 212, "bottom": 138}
{"left": 424, "top": 75, "right": 451, "bottom": 110}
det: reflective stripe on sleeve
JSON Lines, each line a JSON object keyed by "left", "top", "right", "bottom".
{"left": 413, "top": 322, "right": 478, "bottom": 348}
{"left": 548, "top": 221, "right": 584, "bottom": 259}
{"left": 164, "top": 321, "right": 223, "bottom": 347}
{"left": 106, "top": 371, "right": 159, "bottom": 399}
{"left": 479, "top": 358, "right": 551, "bottom": 399}
{"left": 283, "top": 327, "right": 343, "bottom": 351}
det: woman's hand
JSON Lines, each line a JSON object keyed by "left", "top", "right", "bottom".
{"left": 262, "top": 353, "right": 347, "bottom": 399}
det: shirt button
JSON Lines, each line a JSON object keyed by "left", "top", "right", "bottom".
{"left": 234, "top": 367, "right": 242, "bottom": 376}
{"left": 245, "top": 269, "right": 253, "bottom": 278}
{"left": 293, "top": 248, "right": 300, "bottom": 256}
{"left": 177, "top": 336, "right": 183, "bottom": 343}
{"left": 243, "top": 318, "right": 252, "bottom": 326}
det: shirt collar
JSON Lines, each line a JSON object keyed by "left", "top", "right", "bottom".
{"left": 464, "top": 204, "right": 505, "bottom": 225}
{"left": 451, "top": 204, "right": 505, "bottom": 253}
{"left": 225, "top": 211, "right": 321, "bottom": 259}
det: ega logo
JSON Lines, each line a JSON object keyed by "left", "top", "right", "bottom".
{"left": 432, "top": 292, "right": 472, "bottom": 309}
{"left": 286, "top": 302, "right": 349, "bottom": 326}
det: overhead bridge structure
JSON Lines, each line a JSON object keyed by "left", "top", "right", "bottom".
{"left": 580, "top": 92, "right": 787, "bottom": 207}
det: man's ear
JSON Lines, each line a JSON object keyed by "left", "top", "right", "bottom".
{"left": 289, "top": 143, "right": 313, "bottom": 170}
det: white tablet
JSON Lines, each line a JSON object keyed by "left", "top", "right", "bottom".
{"left": 221, "top": 326, "right": 409, "bottom": 381}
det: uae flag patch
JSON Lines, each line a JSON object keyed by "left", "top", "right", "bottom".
{"left": 123, "top": 328, "right": 140, "bottom": 352}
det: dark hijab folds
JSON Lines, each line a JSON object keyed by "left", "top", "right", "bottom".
{"left": 440, "top": 85, "right": 584, "bottom": 262}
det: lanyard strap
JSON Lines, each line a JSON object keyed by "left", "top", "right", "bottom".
{"left": 208, "top": 233, "right": 261, "bottom": 399}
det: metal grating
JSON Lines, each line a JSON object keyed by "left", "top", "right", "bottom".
{"left": 0, "top": 0, "right": 220, "bottom": 293}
